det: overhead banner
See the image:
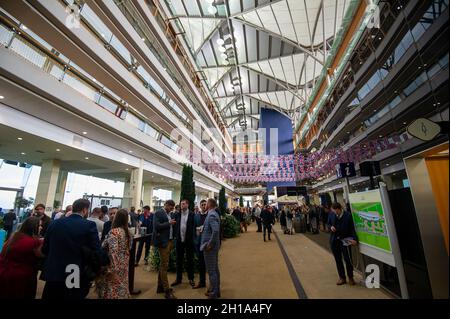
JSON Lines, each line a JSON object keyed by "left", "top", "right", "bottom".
{"left": 349, "top": 189, "right": 394, "bottom": 266}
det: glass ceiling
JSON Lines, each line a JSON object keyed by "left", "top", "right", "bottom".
{"left": 164, "top": 0, "right": 351, "bottom": 134}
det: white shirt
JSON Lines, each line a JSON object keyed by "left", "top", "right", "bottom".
{"left": 254, "top": 207, "right": 261, "bottom": 218}
{"left": 180, "top": 209, "right": 189, "bottom": 242}
{"left": 54, "top": 212, "right": 64, "bottom": 220}
{"left": 166, "top": 211, "right": 173, "bottom": 240}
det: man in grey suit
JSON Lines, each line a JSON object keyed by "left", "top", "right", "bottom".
{"left": 200, "top": 198, "right": 221, "bottom": 299}
{"left": 152, "top": 199, "right": 177, "bottom": 299}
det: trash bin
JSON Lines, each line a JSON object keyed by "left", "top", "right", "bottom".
{"left": 294, "top": 215, "right": 307, "bottom": 233}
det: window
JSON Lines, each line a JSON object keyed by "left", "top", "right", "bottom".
{"left": 81, "top": 4, "right": 113, "bottom": 42}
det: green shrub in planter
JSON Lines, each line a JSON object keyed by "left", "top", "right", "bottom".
{"left": 222, "top": 214, "right": 240, "bottom": 238}
{"left": 149, "top": 239, "right": 199, "bottom": 273}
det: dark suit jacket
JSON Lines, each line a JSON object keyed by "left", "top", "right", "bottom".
{"left": 41, "top": 214, "right": 101, "bottom": 283}
{"left": 101, "top": 221, "right": 112, "bottom": 242}
{"left": 328, "top": 211, "right": 357, "bottom": 244}
{"left": 152, "top": 209, "right": 173, "bottom": 248}
{"left": 173, "top": 210, "right": 195, "bottom": 244}
{"left": 261, "top": 210, "right": 275, "bottom": 225}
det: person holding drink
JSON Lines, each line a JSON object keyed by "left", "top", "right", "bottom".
{"left": 152, "top": 200, "right": 177, "bottom": 299}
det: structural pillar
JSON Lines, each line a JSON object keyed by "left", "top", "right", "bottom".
{"left": 142, "top": 182, "right": 155, "bottom": 210}
{"left": 122, "top": 180, "right": 131, "bottom": 209}
{"left": 54, "top": 170, "right": 68, "bottom": 209}
{"left": 227, "top": 195, "right": 233, "bottom": 209}
{"left": 173, "top": 187, "right": 181, "bottom": 205}
{"left": 35, "top": 159, "right": 61, "bottom": 216}
{"left": 208, "top": 191, "right": 215, "bottom": 199}
{"left": 129, "top": 159, "right": 144, "bottom": 209}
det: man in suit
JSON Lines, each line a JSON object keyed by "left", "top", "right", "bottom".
{"left": 135, "top": 205, "right": 153, "bottom": 266}
{"left": 193, "top": 199, "right": 208, "bottom": 289}
{"left": 101, "top": 207, "right": 117, "bottom": 243}
{"left": 254, "top": 204, "right": 262, "bottom": 232}
{"left": 201, "top": 198, "right": 221, "bottom": 299}
{"left": 260, "top": 205, "right": 275, "bottom": 242}
{"left": 153, "top": 199, "right": 177, "bottom": 299}
{"left": 172, "top": 199, "right": 196, "bottom": 287}
{"left": 32, "top": 203, "right": 51, "bottom": 237}
{"left": 328, "top": 202, "right": 358, "bottom": 286}
{"left": 41, "top": 198, "right": 103, "bottom": 299}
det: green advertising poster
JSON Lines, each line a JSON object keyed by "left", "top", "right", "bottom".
{"left": 349, "top": 190, "right": 392, "bottom": 253}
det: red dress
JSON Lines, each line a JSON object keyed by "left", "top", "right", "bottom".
{"left": 0, "top": 234, "right": 42, "bottom": 299}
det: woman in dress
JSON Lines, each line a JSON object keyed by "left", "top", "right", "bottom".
{"left": 0, "top": 216, "right": 43, "bottom": 299}
{"left": 96, "top": 209, "right": 132, "bottom": 299}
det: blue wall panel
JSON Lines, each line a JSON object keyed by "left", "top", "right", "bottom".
{"left": 259, "top": 108, "right": 295, "bottom": 192}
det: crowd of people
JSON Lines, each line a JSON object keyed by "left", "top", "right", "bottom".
{"left": 0, "top": 196, "right": 358, "bottom": 300}
{"left": 0, "top": 197, "right": 222, "bottom": 300}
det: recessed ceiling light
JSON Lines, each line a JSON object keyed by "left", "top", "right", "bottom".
{"left": 17, "top": 137, "right": 23, "bottom": 140}
{"left": 208, "top": 6, "right": 217, "bottom": 15}
{"left": 126, "top": 168, "right": 129, "bottom": 171}
{"left": 216, "top": 38, "right": 224, "bottom": 45}
{"left": 21, "top": 25, "right": 28, "bottom": 30}
{"left": 386, "top": 163, "right": 390, "bottom": 166}
{"left": 56, "top": 149, "right": 60, "bottom": 152}
{"left": 220, "top": 53, "right": 228, "bottom": 60}
{"left": 129, "top": 150, "right": 133, "bottom": 153}
{"left": 21, "top": 152, "right": 26, "bottom": 155}
{"left": 85, "top": 157, "right": 89, "bottom": 160}
{"left": 0, "top": 95, "right": 4, "bottom": 99}
{"left": 142, "top": 37, "right": 146, "bottom": 41}
{"left": 82, "top": 131, "right": 87, "bottom": 135}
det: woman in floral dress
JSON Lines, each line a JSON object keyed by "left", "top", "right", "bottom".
{"left": 96, "top": 209, "right": 132, "bottom": 299}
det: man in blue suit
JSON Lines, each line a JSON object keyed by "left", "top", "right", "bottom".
{"left": 41, "top": 198, "right": 102, "bottom": 299}
{"left": 201, "top": 198, "right": 221, "bottom": 299}
{"left": 152, "top": 199, "right": 177, "bottom": 299}
{"left": 328, "top": 202, "right": 358, "bottom": 286}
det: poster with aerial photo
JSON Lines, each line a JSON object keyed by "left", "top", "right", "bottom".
{"left": 349, "top": 190, "right": 392, "bottom": 253}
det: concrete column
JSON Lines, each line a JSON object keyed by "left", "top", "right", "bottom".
{"left": 208, "top": 191, "right": 215, "bottom": 199}
{"left": 54, "top": 171, "right": 68, "bottom": 209}
{"left": 142, "top": 182, "right": 154, "bottom": 210}
{"left": 227, "top": 195, "right": 233, "bottom": 209}
{"left": 122, "top": 180, "right": 131, "bottom": 209}
{"left": 173, "top": 187, "right": 181, "bottom": 205}
{"left": 35, "top": 159, "right": 61, "bottom": 216}
{"left": 382, "top": 175, "right": 394, "bottom": 190}
{"left": 129, "top": 159, "right": 144, "bottom": 209}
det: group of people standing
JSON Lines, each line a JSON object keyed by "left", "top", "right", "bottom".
{"left": 153, "top": 198, "right": 221, "bottom": 299}
{"left": 0, "top": 196, "right": 222, "bottom": 300}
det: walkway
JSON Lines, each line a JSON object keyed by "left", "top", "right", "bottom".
{"left": 35, "top": 223, "right": 392, "bottom": 299}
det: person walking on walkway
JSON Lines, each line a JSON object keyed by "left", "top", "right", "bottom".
{"left": 172, "top": 199, "right": 196, "bottom": 287}
{"left": 280, "top": 209, "right": 287, "bottom": 234}
{"left": 96, "top": 209, "right": 132, "bottom": 299}
{"left": 135, "top": 206, "right": 153, "bottom": 266}
{"left": 201, "top": 198, "right": 221, "bottom": 299}
{"left": 152, "top": 200, "right": 177, "bottom": 299}
{"left": 240, "top": 208, "right": 248, "bottom": 233}
{"left": 285, "top": 206, "right": 294, "bottom": 235}
{"left": 261, "top": 206, "right": 275, "bottom": 241}
{"left": 254, "top": 205, "right": 262, "bottom": 232}
{"left": 328, "top": 202, "right": 358, "bottom": 286}
{"left": 0, "top": 216, "right": 43, "bottom": 299}
{"left": 193, "top": 199, "right": 208, "bottom": 289}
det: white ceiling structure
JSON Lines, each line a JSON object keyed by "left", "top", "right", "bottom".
{"left": 163, "top": 0, "right": 350, "bottom": 135}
